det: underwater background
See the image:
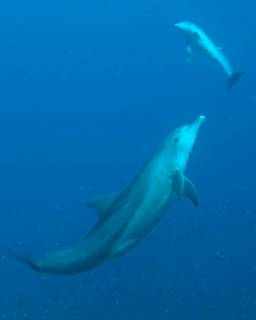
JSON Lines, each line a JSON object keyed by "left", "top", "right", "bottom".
{"left": 0, "top": 0, "right": 255, "bottom": 319}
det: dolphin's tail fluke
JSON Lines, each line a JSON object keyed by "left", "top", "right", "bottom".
{"left": 5, "top": 246, "right": 40, "bottom": 272}
{"left": 228, "top": 72, "right": 243, "bottom": 91}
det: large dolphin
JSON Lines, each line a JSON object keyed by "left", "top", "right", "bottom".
{"left": 174, "top": 21, "right": 242, "bottom": 91}
{"left": 9, "top": 115, "right": 205, "bottom": 274}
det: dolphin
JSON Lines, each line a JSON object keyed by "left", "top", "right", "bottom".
{"left": 174, "top": 21, "right": 242, "bottom": 91}
{"left": 8, "top": 115, "right": 205, "bottom": 274}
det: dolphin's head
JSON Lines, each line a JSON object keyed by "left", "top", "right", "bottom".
{"left": 174, "top": 21, "right": 198, "bottom": 38}
{"left": 163, "top": 115, "right": 205, "bottom": 172}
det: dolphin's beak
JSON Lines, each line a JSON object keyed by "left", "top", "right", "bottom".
{"left": 195, "top": 115, "right": 206, "bottom": 126}
{"left": 189, "top": 114, "right": 205, "bottom": 135}
{"left": 174, "top": 23, "right": 182, "bottom": 30}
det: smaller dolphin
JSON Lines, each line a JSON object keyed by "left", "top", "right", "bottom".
{"left": 174, "top": 21, "right": 242, "bottom": 90}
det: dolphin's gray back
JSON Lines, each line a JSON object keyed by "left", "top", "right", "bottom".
{"left": 33, "top": 179, "right": 148, "bottom": 273}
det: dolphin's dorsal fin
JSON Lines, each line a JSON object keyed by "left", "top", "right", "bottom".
{"left": 173, "top": 171, "right": 199, "bottom": 207}
{"left": 186, "top": 45, "right": 193, "bottom": 55}
{"left": 86, "top": 192, "right": 121, "bottom": 217}
{"left": 183, "top": 177, "right": 199, "bottom": 207}
{"left": 185, "top": 45, "right": 195, "bottom": 64}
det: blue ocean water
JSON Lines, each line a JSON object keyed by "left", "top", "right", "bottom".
{"left": 0, "top": 0, "right": 255, "bottom": 319}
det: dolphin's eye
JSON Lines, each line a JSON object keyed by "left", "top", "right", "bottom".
{"left": 174, "top": 137, "right": 179, "bottom": 143}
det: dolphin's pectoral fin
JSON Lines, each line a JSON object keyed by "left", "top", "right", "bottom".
{"left": 186, "top": 45, "right": 193, "bottom": 55}
{"left": 86, "top": 192, "right": 121, "bottom": 217}
{"left": 173, "top": 172, "right": 198, "bottom": 207}
{"left": 173, "top": 170, "right": 185, "bottom": 198}
{"left": 183, "top": 177, "right": 199, "bottom": 207}
{"left": 185, "top": 45, "right": 195, "bottom": 64}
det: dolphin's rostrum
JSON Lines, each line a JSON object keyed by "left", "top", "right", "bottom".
{"left": 9, "top": 115, "right": 205, "bottom": 274}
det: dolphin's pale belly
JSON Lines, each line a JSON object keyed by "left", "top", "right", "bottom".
{"left": 110, "top": 173, "right": 174, "bottom": 257}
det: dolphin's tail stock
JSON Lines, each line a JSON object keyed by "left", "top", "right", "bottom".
{"left": 5, "top": 246, "right": 40, "bottom": 272}
{"left": 228, "top": 72, "right": 243, "bottom": 91}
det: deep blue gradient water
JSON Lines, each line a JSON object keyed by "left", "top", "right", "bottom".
{"left": 0, "top": 0, "right": 255, "bottom": 319}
